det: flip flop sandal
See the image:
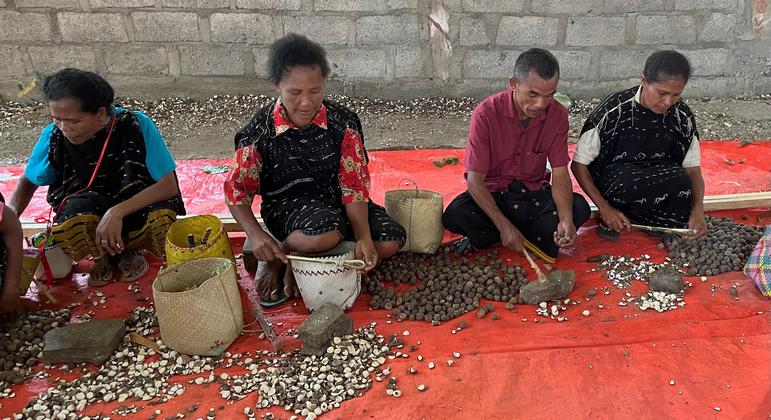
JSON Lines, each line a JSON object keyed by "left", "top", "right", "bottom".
{"left": 259, "top": 290, "right": 288, "bottom": 308}
{"left": 596, "top": 225, "right": 620, "bottom": 241}
{"left": 87, "top": 258, "right": 115, "bottom": 287}
{"left": 118, "top": 252, "right": 149, "bottom": 282}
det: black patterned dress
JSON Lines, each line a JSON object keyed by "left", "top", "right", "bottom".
{"left": 31, "top": 108, "right": 186, "bottom": 261}
{"left": 575, "top": 86, "right": 700, "bottom": 228}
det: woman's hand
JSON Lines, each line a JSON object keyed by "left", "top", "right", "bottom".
{"left": 95, "top": 207, "right": 124, "bottom": 256}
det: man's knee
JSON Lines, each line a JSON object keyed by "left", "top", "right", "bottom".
{"left": 442, "top": 193, "right": 474, "bottom": 232}
{"left": 572, "top": 193, "right": 592, "bottom": 226}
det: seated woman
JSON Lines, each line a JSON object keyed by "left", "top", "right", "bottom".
{"left": 0, "top": 192, "right": 23, "bottom": 312}
{"left": 9, "top": 68, "right": 185, "bottom": 286}
{"left": 571, "top": 50, "right": 707, "bottom": 239}
{"left": 224, "top": 33, "right": 406, "bottom": 306}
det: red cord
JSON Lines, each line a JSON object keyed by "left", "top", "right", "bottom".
{"left": 38, "top": 115, "right": 117, "bottom": 282}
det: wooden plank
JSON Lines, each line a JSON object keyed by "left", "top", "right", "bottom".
{"left": 20, "top": 191, "right": 771, "bottom": 235}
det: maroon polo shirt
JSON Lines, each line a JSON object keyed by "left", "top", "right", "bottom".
{"left": 464, "top": 89, "right": 569, "bottom": 192}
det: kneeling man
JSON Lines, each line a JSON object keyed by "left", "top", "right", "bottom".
{"left": 443, "top": 49, "right": 591, "bottom": 263}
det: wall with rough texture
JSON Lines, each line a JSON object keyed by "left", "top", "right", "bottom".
{"left": 0, "top": 0, "right": 769, "bottom": 99}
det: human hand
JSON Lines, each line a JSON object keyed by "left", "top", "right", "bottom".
{"left": 0, "top": 281, "right": 21, "bottom": 313}
{"left": 499, "top": 222, "right": 524, "bottom": 253}
{"left": 249, "top": 231, "right": 287, "bottom": 263}
{"left": 554, "top": 219, "right": 577, "bottom": 247}
{"left": 355, "top": 237, "right": 378, "bottom": 272}
{"left": 686, "top": 210, "right": 708, "bottom": 240}
{"left": 598, "top": 206, "right": 631, "bottom": 232}
{"left": 95, "top": 208, "right": 124, "bottom": 256}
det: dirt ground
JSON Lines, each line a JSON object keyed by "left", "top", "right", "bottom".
{"left": 0, "top": 93, "right": 769, "bottom": 166}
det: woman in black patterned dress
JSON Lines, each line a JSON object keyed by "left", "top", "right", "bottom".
{"left": 571, "top": 50, "right": 708, "bottom": 240}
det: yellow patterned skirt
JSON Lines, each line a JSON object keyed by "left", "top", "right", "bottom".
{"left": 51, "top": 208, "right": 177, "bottom": 262}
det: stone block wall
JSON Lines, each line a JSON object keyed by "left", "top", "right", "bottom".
{"left": 0, "top": 0, "right": 768, "bottom": 99}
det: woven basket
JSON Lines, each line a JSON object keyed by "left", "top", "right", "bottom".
{"left": 165, "top": 215, "right": 235, "bottom": 267}
{"left": 20, "top": 249, "right": 40, "bottom": 294}
{"left": 385, "top": 188, "right": 444, "bottom": 254}
{"left": 291, "top": 241, "right": 361, "bottom": 311}
{"left": 152, "top": 258, "right": 243, "bottom": 356}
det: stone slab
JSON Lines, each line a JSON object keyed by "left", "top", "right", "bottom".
{"left": 519, "top": 270, "right": 576, "bottom": 304}
{"left": 298, "top": 303, "right": 353, "bottom": 356}
{"left": 42, "top": 318, "right": 125, "bottom": 365}
{"left": 648, "top": 266, "right": 685, "bottom": 294}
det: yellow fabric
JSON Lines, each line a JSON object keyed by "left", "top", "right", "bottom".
{"left": 51, "top": 209, "right": 177, "bottom": 262}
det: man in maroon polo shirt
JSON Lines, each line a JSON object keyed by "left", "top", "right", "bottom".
{"left": 442, "top": 48, "right": 591, "bottom": 263}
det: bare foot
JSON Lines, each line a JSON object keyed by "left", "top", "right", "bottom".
{"left": 283, "top": 265, "right": 300, "bottom": 298}
{"left": 255, "top": 259, "right": 284, "bottom": 301}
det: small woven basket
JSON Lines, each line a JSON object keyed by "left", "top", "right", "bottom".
{"left": 165, "top": 215, "right": 235, "bottom": 267}
{"left": 291, "top": 241, "right": 361, "bottom": 311}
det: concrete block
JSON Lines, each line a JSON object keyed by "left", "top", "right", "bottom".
{"left": 462, "top": 49, "right": 520, "bottom": 79}
{"left": 683, "top": 76, "right": 730, "bottom": 97}
{"left": 604, "top": 0, "right": 666, "bottom": 13}
{"left": 496, "top": 16, "right": 558, "bottom": 46}
{"left": 283, "top": 16, "right": 351, "bottom": 45}
{"left": 105, "top": 46, "right": 169, "bottom": 75}
{"left": 132, "top": 11, "right": 200, "bottom": 42}
{"left": 42, "top": 319, "right": 125, "bottom": 365}
{"left": 674, "top": 0, "right": 736, "bottom": 10}
{"left": 298, "top": 303, "right": 353, "bottom": 356}
{"left": 327, "top": 48, "right": 387, "bottom": 78}
{"left": 565, "top": 17, "right": 625, "bottom": 46}
{"left": 460, "top": 17, "right": 489, "bottom": 46}
{"left": 530, "top": 0, "right": 597, "bottom": 14}
{"left": 179, "top": 45, "right": 245, "bottom": 76}
{"left": 236, "top": 0, "right": 301, "bottom": 10}
{"left": 683, "top": 48, "right": 730, "bottom": 76}
{"left": 356, "top": 15, "right": 418, "bottom": 45}
{"left": 394, "top": 46, "right": 425, "bottom": 78}
{"left": 552, "top": 50, "right": 591, "bottom": 79}
{"left": 699, "top": 13, "right": 736, "bottom": 42}
{"left": 388, "top": 0, "right": 417, "bottom": 9}
{"left": 28, "top": 45, "right": 97, "bottom": 73}
{"left": 0, "top": 11, "right": 51, "bottom": 42}
{"left": 17, "top": 0, "right": 80, "bottom": 7}
{"left": 253, "top": 47, "right": 270, "bottom": 77}
{"left": 91, "top": 0, "right": 155, "bottom": 7}
{"left": 210, "top": 13, "right": 274, "bottom": 44}
{"left": 58, "top": 12, "right": 129, "bottom": 43}
{"left": 636, "top": 15, "right": 697, "bottom": 45}
{"left": 314, "top": 0, "right": 381, "bottom": 11}
{"left": 0, "top": 46, "right": 32, "bottom": 76}
{"left": 599, "top": 49, "right": 651, "bottom": 78}
{"left": 162, "top": 0, "right": 230, "bottom": 7}
{"left": 461, "top": 0, "right": 524, "bottom": 12}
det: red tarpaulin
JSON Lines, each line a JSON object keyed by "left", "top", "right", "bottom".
{"left": 0, "top": 142, "right": 769, "bottom": 419}
{"left": 1, "top": 141, "right": 769, "bottom": 220}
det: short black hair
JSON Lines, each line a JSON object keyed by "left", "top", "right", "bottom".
{"left": 267, "top": 33, "right": 330, "bottom": 82}
{"left": 42, "top": 68, "right": 114, "bottom": 114}
{"left": 643, "top": 50, "right": 691, "bottom": 83}
{"left": 513, "top": 48, "right": 560, "bottom": 81}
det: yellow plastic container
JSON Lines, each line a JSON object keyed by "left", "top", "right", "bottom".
{"left": 165, "top": 215, "right": 235, "bottom": 267}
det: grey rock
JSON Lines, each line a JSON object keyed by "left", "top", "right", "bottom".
{"left": 298, "top": 303, "right": 353, "bottom": 356}
{"left": 519, "top": 270, "right": 576, "bottom": 304}
{"left": 42, "top": 318, "right": 125, "bottom": 365}
{"left": 648, "top": 266, "right": 685, "bottom": 294}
